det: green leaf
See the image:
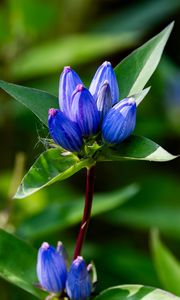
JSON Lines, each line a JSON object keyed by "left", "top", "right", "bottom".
{"left": 151, "top": 230, "right": 180, "bottom": 296}
{"left": 115, "top": 22, "right": 174, "bottom": 99}
{"left": 14, "top": 148, "right": 92, "bottom": 199}
{"left": 133, "top": 87, "right": 150, "bottom": 106}
{"left": 0, "top": 229, "right": 46, "bottom": 299}
{"left": 94, "top": 285, "right": 179, "bottom": 300}
{"left": 98, "top": 135, "right": 177, "bottom": 162}
{"left": 17, "top": 184, "right": 138, "bottom": 239}
{"left": 0, "top": 80, "right": 58, "bottom": 126}
{"left": 10, "top": 33, "right": 138, "bottom": 79}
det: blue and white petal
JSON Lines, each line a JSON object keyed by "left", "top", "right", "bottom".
{"left": 66, "top": 256, "right": 92, "bottom": 300}
{"left": 59, "top": 66, "right": 83, "bottom": 117}
{"left": 70, "top": 85, "right": 100, "bottom": 136}
{"left": 102, "top": 97, "right": 136, "bottom": 144}
{"left": 89, "top": 61, "right": 119, "bottom": 105}
{"left": 96, "top": 80, "right": 112, "bottom": 120}
{"left": 37, "top": 242, "right": 67, "bottom": 294}
{"left": 48, "top": 108, "right": 83, "bottom": 152}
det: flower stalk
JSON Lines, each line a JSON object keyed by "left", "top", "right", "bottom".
{"left": 73, "top": 165, "right": 95, "bottom": 259}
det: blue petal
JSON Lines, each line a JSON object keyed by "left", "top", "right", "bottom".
{"left": 66, "top": 256, "right": 92, "bottom": 300}
{"left": 96, "top": 80, "right": 112, "bottom": 121}
{"left": 70, "top": 85, "right": 100, "bottom": 136}
{"left": 59, "top": 66, "right": 83, "bottom": 117}
{"left": 48, "top": 108, "right": 83, "bottom": 152}
{"left": 89, "top": 61, "right": 119, "bottom": 105}
{"left": 56, "top": 241, "right": 69, "bottom": 266}
{"left": 102, "top": 97, "right": 136, "bottom": 144}
{"left": 37, "top": 242, "right": 67, "bottom": 294}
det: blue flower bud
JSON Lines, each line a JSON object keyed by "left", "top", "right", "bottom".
{"left": 89, "top": 61, "right": 119, "bottom": 105}
{"left": 102, "top": 97, "right": 136, "bottom": 144}
{"left": 48, "top": 108, "right": 83, "bottom": 152}
{"left": 37, "top": 242, "right": 67, "bottom": 294}
{"left": 57, "top": 241, "right": 69, "bottom": 266}
{"left": 59, "top": 66, "right": 83, "bottom": 117}
{"left": 66, "top": 256, "right": 92, "bottom": 300}
{"left": 97, "top": 80, "right": 112, "bottom": 120}
{"left": 70, "top": 84, "right": 100, "bottom": 136}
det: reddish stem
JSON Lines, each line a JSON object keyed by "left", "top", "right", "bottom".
{"left": 73, "top": 165, "right": 95, "bottom": 259}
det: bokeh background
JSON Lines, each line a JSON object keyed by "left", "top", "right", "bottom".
{"left": 0, "top": 0, "right": 180, "bottom": 299}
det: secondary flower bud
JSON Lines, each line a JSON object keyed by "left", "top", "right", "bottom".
{"left": 89, "top": 61, "right": 119, "bottom": 105}
{"left": 66, "top": 256, "right": 92, "bottom": 300}
{"left": 97, "top": 80, "right": 112, "bottom": 120}
{"left": 70, "top": 85, "right": 100, "bottom": 136}
{"left": 102, "top": 97, "right": 136, "bottom": 144}
{"left": 37, "top": 242, "right": 67, "bottom": 294}
{"left": 59, "top": 66, "right": 83, "bottom": 117}
{"left": 56, "top": 241, "right": 69, "bottom": 267}
{"left": 48, "top": 108, "right": 83, "bottom": 152}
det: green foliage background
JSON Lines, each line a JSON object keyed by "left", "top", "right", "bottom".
{"left": 0, "top": 0, "right": 180, "bottom": 299}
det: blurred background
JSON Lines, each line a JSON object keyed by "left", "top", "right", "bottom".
{"left": 0, "top": 0, "right": 180, "bottom": 299}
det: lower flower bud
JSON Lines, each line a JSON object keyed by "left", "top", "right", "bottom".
{"left": 66, "top": 256, "right": 92, "bottom": 300}
{"left": 37, "top": 242, "right": 67, "bottom": 294}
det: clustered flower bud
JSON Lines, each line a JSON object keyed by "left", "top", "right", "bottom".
{"left": 37, "top": 242, "right": 92, "bottom": 300}
{"left": 45, "top": 62, "right": 137, "bottom": 299}
{"left": 48, "top": 61, "right": 137, "bottom": 153}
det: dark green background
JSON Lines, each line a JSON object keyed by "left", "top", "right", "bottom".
{"left": 0, "top": 0, "right": 180, "bottom": 299}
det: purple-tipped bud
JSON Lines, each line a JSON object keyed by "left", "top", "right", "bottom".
{"left": 66, "top": 256, "right": 92, "bottom": 300}
{"left": 97, "top": 80, "right": 112, "bottom": 120}
{"left": 37, "top": 242, "right": 67, "bottom": 294}
{"left": 70, "top": 85, "right": 100, "bottom": 136}
{"left": 89, "top": 61, "right": 119, "bottom": 105}
{"left": 102, "top": 97, "right": 136, "bottom": 144}
{"left": 48, "top": 108, "right": 83, "bottom": 152}
{"left": 59, "top": 66, "right": 83, "bottom": 117}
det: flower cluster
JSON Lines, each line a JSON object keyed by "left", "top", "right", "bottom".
{"left": 48, "top": 61, "right": 136, "bottom": 153}
{"left": 37, "top": 242, "right": 92, "bottom": 300}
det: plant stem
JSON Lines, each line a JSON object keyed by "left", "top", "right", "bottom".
{"left": 73, "top": 165, "right": 95, "bottom": 259}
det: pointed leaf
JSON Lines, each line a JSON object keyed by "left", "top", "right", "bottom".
{"left": 151, "top": 230, "right": 180, "bottom": 296}
{"left": 134, "top": 87, "right": 151, "bottom": 106}
{"left": 0, "top": 229, "right": 46, "bottom": 299}
{"left": 94, "top": 285, "right": 179, "bottom": 300}
{"left": 17, "top": 184, "right": 139, "bottom": 239}
{"left": 98, "top": 135, "right": 177, "bottom": 162}
{"left": 0, "top": 80, "right": 58, "bottom": 126}
{"left": 115, "top": 22, "right": 174, "bottom": 99}
{"left": 15, "top": 148, "right": 92, "bottom": 199}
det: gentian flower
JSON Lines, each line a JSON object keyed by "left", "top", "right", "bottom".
{"left": 66, "top": 256, "right": 92, "bottom": 300}
{"left": 59, "top": 66, "right": 83, "bottom": 117}
{"left": 36, "top": 242, "right": 67, "bottom": 294}
{"left": 102, "top": 97, "right": 136, "bottom": 144}
{"left": 96, "top": 80, "right": 112, "bottom": 121}
{"left": 48, "top": 61, "right": 136, "bottom": 153}
{"left": 48, "top": 108, "right": 83, "bottom": 152}
{"left": 70, "top": 84, "right": 99, "bottom": 136}
{"left": 89, "top": 61, "right": 119, "bottom": 105}
{"left": 37, "top": 243, "right": 92, "bottom": 300}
